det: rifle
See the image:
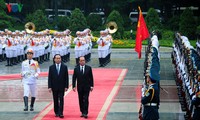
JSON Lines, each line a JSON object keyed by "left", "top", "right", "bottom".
{"left": 138, "top": 103, "right": 143, "bottom": 120}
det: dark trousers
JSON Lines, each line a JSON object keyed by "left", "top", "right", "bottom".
{"left": 143, "top": 106, "right": 159, "bottom": 120}
{"left": 78, "top": 86, "right": 90, "bottom": 115}
{"left": 193, "top": 108, "right": 200, "bottom": 120}
{"left": 52, "top": 90, "right": 65, "bottom": 115}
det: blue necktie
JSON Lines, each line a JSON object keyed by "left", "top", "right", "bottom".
{"left": 57, "top": 64, "right": 60, "bottom": 74}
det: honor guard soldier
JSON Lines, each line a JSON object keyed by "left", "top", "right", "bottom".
{"left": 97, "top": 30, "right": 109, "bottom": 67}
{"left": 105, "top": 29, "right": 113, "bottom": 64}
{"left": 83, "top": 28, "right": 93, "bottom": 62}
{"left": 12, "top": 33, "right": 19, "bottom": 65}
{"left": 141, "top": 75, "right": 160, "bottom": 120}
{"left": 38, "top": 36, "right": 45, "bottom": 64}
{"left": 191, "top": 80, "right": 200, "bottom": 120}
{"left": 189, "top": 72, "right": 200, "bottom": 120}
{"left": 18, "top": 32, "right": 25, "bottom": 62}
{"left": 64, "top": 29, "right": 72, "bottom": 62}
{"left": 21, "top": 48, "right": 40, "bottom": 111}
{"left": 196, "top": 39, "right": 200, "bottom": 54}
{"left": 0, "top": 34, "right": 3, "bottom": 62}
{"left": 0, "top": 31, "right": 6, "bottom": 61}
{"left": 51, "top": 32, "right": 62, "bottom": 59}
{"left": 5, "top": 36, "right": 14, "bottom": 66}
{"left": 140, "top": 36, "right": 161, "bottom": 120}
{"left": 51, "top": 37, "right": 58, "bottom": 58}
{"left": 44, "top": 34, "right": 51, "bottom": 61}
{"left": 191, "top": 91, "right": 200, "bottom": 120}
{"left": 74, "top": 31, "right": 85, "bottom": 65}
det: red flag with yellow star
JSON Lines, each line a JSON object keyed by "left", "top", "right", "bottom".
{"left": 135, "top": 6, "right": 149, "bottom": 59}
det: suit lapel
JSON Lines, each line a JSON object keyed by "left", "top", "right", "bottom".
{"left": 54, "top": 64, "right": 58, "bottom": 76}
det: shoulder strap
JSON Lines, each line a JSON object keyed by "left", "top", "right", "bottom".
{"left": 149, "top": 88, "right": 155, "bottom": 102}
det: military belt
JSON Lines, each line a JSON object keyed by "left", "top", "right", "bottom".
{"left": 144, "top": 103, "right": 157, "bottom": 106}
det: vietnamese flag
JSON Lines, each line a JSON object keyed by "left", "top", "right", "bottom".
{"left": 135, "top": 6, "right": 149, "bottom": 59}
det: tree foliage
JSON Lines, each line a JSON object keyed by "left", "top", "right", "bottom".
{"left": 69, "top": 8, "right": 88, "bottom": 32}
{"left": 179, "top": 8, "right": 196, "bottom": 39}
{"left": 167, "top": 16, "right": 180, "bottom": 31}
{"left": 23, "top": 0, "right": 46, "bottom": 14}
{"left": 57, "top": 16, "right": 70, "bottom": 31}
{"left": 0, "top": 0, "right": 13, "bottom": 29}
{"left": 87, "top": 14, "right": 102, "bottom": 31}
{"left": 106, "top": 10, "right": 124, "bottom": 39}
{"left": 25, "top": 9, "right": 49, "bottom": 31}
{"left": 145, "top": 8, "right": 162, "bottom": 33}
{"left": 1, "top": 0, "right": 200, "bottom": 36}
{"left": 196, "top": 25, "right": 200, "bottom": 36}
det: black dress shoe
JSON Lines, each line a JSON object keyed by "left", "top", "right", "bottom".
{"left": 84, "top": 114, "right": 88, "bottom": 119}
{"left": 55, "top": 114, "right": 59, "bottom": 117}
{"left": 59, "top": 114, "right": 64, "bottom": 118}
{"left": 80, "top": 114, "right": 84, "bottom": 117}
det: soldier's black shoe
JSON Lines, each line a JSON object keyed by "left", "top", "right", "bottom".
{"left": 30, "top": 97, "right": 35, "bottom": 111}
{"left": 24, "top": 106, "right": 28, "bottom": 111}
{"left": 30, "top": 106, "right": 34, "bottom": 111}
{"left": 23, "top": 96, "right": 28, "bottom": 111}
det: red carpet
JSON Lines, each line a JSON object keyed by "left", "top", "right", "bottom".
{"left": 33, "top": 68, "right": 127, "bottom": 120}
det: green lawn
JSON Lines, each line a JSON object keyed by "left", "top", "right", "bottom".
{"left": 71, "top": 39, "right": 197, "bottom": 48}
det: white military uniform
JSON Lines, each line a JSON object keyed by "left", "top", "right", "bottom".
{"left": 21, "top": 59, "right": 40, "bottom": 97}
{"left": 5, "top": 37, "right": 14, "bottom": 58}
{"left": 97, "top": 35, "right": 109, "bottom": 58}
{"left": 0, "top": 37, "right": 2, "bottom": 56}
{"left": 51, "top": 38, "right": 61, "bottom": 58}
{"left": 74, "top": 36, "right": 85, "bottom": 58}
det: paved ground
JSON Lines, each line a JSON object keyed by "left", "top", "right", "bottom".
{"left": 0, "top": 47, "right": 185, "bottom": 120}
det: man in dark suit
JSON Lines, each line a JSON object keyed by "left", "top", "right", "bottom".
{"left": 72, "top": 56, "right": 94, "bottom": 118}
{"left": 48, "top": 54, "right": 69, "bottom": 118}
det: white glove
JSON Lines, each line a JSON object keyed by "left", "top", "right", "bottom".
{"left": 21, "top": 71, "right": 27, "bottom": 77}
{"left": 34, "top": 73, "right": 39, "bottom": 78}
{"left": 192, "top": 95, "right": 196, "bottom": 100}
{"left": 141, "top": 88, "right": 146, "bottom": 97}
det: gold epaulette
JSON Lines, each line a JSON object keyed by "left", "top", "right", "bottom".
{"left": 34, "top": 60, "right": 39, "bottom": 68}
{"left": 145, "top": 87, "right": 155, "bottom": 102}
